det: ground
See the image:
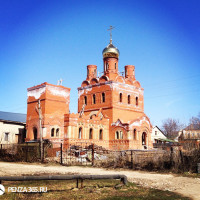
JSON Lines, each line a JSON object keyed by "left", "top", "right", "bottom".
{"left": 0, "top": 162, "right": 199, "bottom": 200}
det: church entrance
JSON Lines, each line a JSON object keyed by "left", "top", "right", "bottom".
{"left": 142, "top": 132, "right": 147, "bottom": 146}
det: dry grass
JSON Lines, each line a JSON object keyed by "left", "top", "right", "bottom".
{"left": 1, "top": 179, "right": 191, "bottom": 200}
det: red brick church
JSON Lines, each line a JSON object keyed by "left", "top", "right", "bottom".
{"left": 26, "top": 34, "right": 152, "bottom": 150}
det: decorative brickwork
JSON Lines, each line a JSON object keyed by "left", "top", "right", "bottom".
{"left": 26, "top": 40, "right": 152, "bottom": 150}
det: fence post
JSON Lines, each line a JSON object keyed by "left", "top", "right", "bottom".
{"left": 197, "top": 163, "right": 200, "bottom": 174}
{"left": 170, "top": 147, "right": 173, "bottom": 167}
{"left": 179, "top": 150, "right": 183, "bottom": 164}
{"left": 43, "top": 143, "right": 45, "bottom": 161}
{"left": 25, "top": 143, "right": 28, "bottom": 162}
{"left": 76, "top": 179, "right": 79, "bottom": 188}
{"left": 131, "top": 150, "right": 133, "bottom": 169}
{"left": 92, "top": 143, "right": 94, "bottom": 166}
{"left": 60, "top": 143, "right": 63, "bottom": 165}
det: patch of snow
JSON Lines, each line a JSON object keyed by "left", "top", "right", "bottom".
{"left": 131, "top": 121, "right": 140, "bottom": 127}
{"left": 78, "top": 87, "right": 92, "bottom": 99}
{"left": 78, "top": 90, "right": 84, "bottom": 99}
{"left": 130, "top": 117, "right": 150, "bottom": 128}
{"left": 85, "top": 87, "right": 92, "bottom": 93}
{"left": 48, "top": 85, "right": 69, "bottom": 98}
{"left": 110, "top": 82, "right": 141, "bottom": 95}
{"left": 28, "top": 86, "right": 46, "bottom": 99}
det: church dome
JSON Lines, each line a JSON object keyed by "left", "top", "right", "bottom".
{"left": 102, "top": 43, "right": 120, "bottom": 59}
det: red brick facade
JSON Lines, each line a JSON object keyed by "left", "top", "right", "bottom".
{"left": 26, "top": 41, "right": 152, "bottom": 150}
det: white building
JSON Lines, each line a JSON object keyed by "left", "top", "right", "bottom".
{"left": 151, "top": 126, "right": 167, "bottom": 143}
{"left": 0, "top": 111, "right": 26, "bottom": 144}
{"left": 178, "top": 124, "right": 200, "bottom": 141}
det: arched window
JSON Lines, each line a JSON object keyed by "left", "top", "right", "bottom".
{"left": 133, "top": 129, "right": 137, "bottom": 140}
{"left": 136, "top": 97, "right": 138, "bottom": 106}
{"left": 51, "top": 128, "right": 55, "bottom": 137}
{"left": 102, "top": 92, "right": 105, "bottom": 103}
{"left": 128, "top": 95, "right": 131, "bottom": 104}
{"left": 115, "top": 63, "right": 116, "bottom": 69}
{"left": 116, "top": 131, "right": 123, "bottom": 139}
{"left": 56, "top": 128, "right": 59, "bottom": 137}
{"left": 89, "top": 128, "right": 93, "bottom": 139}
{"left": 120, "top": 131, "right": 123, "bottom": 139}
{"left": 119, "top": 93, "right": 122, "bottom": 103}
{"left": 33, "top": 127, "right": 37, "bottom": 140}
{"left": 93, "top": 94, "right": 96, "bottom": 104}
{"left": 192, "top": 133, "right": 195, "bottom": 138}
{"left": 99, "top": 129, "right": 103, "bottom": 140}
{"left": 106, "top": 63, "right": 109, "bottom": 70}
{"left": 78, "top": 127, "right": 82, "bottom": 139}
{"left": 84, "top": 96, "right": 87, "bottom": 105}
{"left": 116, "top": 131, "right": 119, "bottom": 139}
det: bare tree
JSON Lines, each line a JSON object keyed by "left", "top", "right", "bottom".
{"left": 162, "top": 118, "right": 183, "bottom": 139}
{"left": 188, "top": 112, "right": 200, "bottom": 130}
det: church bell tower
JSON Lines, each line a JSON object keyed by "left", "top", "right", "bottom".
{"left": 102, "top": 26, "right": 120, "bottom": 80}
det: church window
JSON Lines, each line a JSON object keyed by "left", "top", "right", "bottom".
{"left": 128, "top": 95, "right": 131, "bottom": 104}
{"left": 119, "top": 93, "right": 122, "bottom": 103}
{"left": 102, "top": 92, "right": 105, "bottom": 103}
{"left": 99, "top": 129, "right": 103, "bottom": 140}
{"left": 94, "top": 69, "right": 96, "bottom": 76}
{"left": 115, "top": 131, "right": 123, "bottom": 139}
{"left": 93, "top": 94, "right": 96, "bottom": 104}
{"left": 120, "top": 131, "right": 123, "bottom": 139}
{"left": 116, "top": 131, "right": 119, "bottom": 139}
{"left": 136, "top": 97, "right": 138, "bottom": 106}
{"left": 84, "top": 96, "right": 87, "bottom": 105}
{"left": 89, "top": 128, "right": 93, "bottom": 139}
{"left": 133, "top": 129, "right": 137, "bottom": 140}
{"left": 56, "top": 128, "right": 59, "bottom": 137}
{"left": 51, "top": 128, "right": 55, "bottom": 137}
{"left": 78, "top": 127, "right": 82, "bottom": 139}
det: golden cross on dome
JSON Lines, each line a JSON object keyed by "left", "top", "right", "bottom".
{"left": 108, "top": 25, "right": 114, "bottom": 44}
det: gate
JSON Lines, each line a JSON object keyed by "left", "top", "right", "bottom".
{"left": 62, "top": 142, "right": 94, "bottom": 166}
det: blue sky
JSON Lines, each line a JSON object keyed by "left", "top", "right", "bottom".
{"left": 0, "top": 0, "right": 200, "bottom": 127}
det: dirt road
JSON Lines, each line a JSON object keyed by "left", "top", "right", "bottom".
{"left": 0, "top": 162, "right": 199, "bottom": 200}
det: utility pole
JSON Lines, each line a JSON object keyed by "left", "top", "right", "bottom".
{"left": 38, "top": 99, "right": 44, "bottom": 162}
